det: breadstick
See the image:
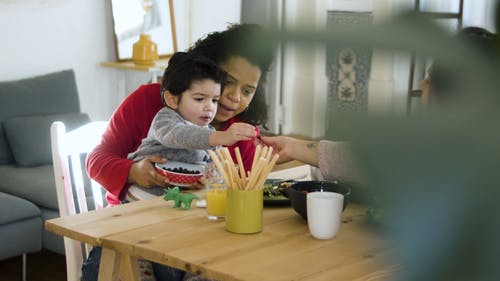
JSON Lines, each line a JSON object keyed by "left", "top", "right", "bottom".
{"left": 255, "top": 154, "right": 280, "bottom": 189}
{"left": 208, "top": 150, "right": 231, "bottom": 189}
{"left": 260, "top": 146, "right": 268, "bottom": 163}
{"left": 265, "top": 146, "right": 273, "bottom": 162}
{"left": 251, "top": 145, "right": 262, "bottom": 172}
{"left": 216, "top": 149, "right": 226, "bottom": 162}
{"left": 234, "top": 147, "right": 247, "bottom": 184}
{"left": 223, "top": 148, "right": 244, "bottom": 188}
{"left": 224, "top": 159, "right": 237, "bottom": 189}
{"left": 246, "top": 157, "right": 266, "bottom": 190}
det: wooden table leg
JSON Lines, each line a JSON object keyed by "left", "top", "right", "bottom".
{"left": 98, "top": 248, "right": 120, "bottom": 281}
{"left": 97, "top": 248, "right": 141, "bottom": 281}
{"left": 119, "top": 254, "right": 140, "bottom": 281}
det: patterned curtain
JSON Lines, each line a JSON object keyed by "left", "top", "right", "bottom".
{"left": 326, "top": 11, "right": 373, "bottom": 136}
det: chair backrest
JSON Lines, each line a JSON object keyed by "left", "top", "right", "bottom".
{"left": 50, "top": 120, "right": 108, "bottom": 281}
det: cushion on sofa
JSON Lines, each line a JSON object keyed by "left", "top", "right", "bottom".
{"left": 3, "top": 113, "right": 90, "bottom": 166}
{"left": 0, "top": 216, "right": 42, "bottom": 260}
{"left": 0, "top": 191, "right": 41, "bottom": 224}
{"left": 0, "top": 164, "right": 105, "bottom": 211}
{"left": 40, "top": 208, "right": 65, "bottom": 254}
{"left": 0, "top": 69, "right": 80, "bottom": 165}
{"left": 0, "top": 165, "right": 58, "bottom": 210}
{"left": 0, "top": 192, "right": 42, "bottom": 259}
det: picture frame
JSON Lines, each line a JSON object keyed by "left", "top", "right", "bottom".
{"left": 110, "top": 0, "right": 178, "bottom": 61}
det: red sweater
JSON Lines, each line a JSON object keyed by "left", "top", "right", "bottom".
{"left": 86, "top": 83, "right": 258, "bottom": 205}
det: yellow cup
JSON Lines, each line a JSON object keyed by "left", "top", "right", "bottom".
{"left": 206, "top": 184, "right": 226, "bottom": 220}
{"left": 225, "top": 189, "right": 263, "bottom": 234}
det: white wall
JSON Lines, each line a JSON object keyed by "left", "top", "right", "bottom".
{"left": 0, "top": 0, "right": 240, "bottom": 121}
{"left": 0, "top": 0, "right": 115, "bottom": 121}
{"left": 175, "top": 0, "right": 241, "bottom": 52}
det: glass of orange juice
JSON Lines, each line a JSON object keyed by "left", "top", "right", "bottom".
{"left": 206, "top": 183, "right": 227, "bottom": 220}
{"left": 204, "top": 162, "right": 227, "bottom": 220}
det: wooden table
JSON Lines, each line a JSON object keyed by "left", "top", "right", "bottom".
{"left": 45, "top": 192, "right": 396, "bottom": 281}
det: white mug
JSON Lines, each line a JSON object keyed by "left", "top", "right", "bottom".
{"left": 307, "top": 191, "right": 344, "bottom": 240}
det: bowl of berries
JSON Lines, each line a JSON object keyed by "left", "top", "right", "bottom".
{"left": 155, "top": 161, "right": 204, "bottom": 187}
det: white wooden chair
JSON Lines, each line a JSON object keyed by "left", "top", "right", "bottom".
{"left": 50, "top": 120, "right": 108, "bottom": 281}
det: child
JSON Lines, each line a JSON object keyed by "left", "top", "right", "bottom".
{"left": 128, "top": 52, "right": 257, "bottom": 190}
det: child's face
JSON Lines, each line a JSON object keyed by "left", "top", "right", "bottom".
{"left": 175, "top": 79, "right": 221, "bottom": 126}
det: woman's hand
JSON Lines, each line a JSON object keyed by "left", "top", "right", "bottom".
{"left": 261, "top": 136, "right": 319, "bottom": 166}
{"left": 128, "top": 155, "right": 170, "bottom": 188}
{"left": 260, "top": 136, "right": 294, "bottom": 163}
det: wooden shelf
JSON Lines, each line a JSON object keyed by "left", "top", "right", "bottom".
{"left": 100, "top": 58, "right": 170, "bottom": 83}
{"left": 100, "top": 58, "right": 169, "bottom": 73}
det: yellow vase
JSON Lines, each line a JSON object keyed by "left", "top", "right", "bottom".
{"left": 225, "top": 189, "right": 263, "bottom": 234}
{"left": 132, "top": 34, "right": 158, "bottom": 66}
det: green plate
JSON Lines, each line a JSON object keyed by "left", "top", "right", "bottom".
{"left": 263, "top": 179, "right": 296, "bottom": 207}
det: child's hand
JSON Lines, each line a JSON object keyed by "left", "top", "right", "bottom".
{"left": 209, "top": 122, "right": 257, "bottom": 146}
{"left": 254, "top": 134, "right": 265, "bottom": 147}
{"left": 224, "top": 122, "right": 257, "bottom": 145}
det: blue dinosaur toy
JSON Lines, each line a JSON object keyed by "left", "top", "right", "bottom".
{"left": 163, "top": 186, "right": 199, "bottom": 210}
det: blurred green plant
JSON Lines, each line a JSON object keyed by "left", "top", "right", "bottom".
{"left": 256, "top": 7, "right": 500, "bottom": 281}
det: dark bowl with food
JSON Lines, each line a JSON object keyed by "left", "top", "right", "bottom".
{"left": 288, "top": 180, "right": 351, "bottom": 220}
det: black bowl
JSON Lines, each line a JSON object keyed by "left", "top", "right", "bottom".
{"left": 288, "top": 180, "right": 351, "bottom": 220}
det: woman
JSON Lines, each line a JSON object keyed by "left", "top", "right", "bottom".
{"left": 83, "top": 24, "right": 274, "bottom": 281}
{"left": 86, "top": 24, "right": 274, "bottom": 206}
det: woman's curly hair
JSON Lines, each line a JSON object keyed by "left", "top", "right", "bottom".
{"left": 187, "top": 23, "right": 275, "bottom": 129}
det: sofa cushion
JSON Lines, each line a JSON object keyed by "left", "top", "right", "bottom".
{"left": 0, "top": 215, "right": 42, "bottom": 260}
{"left": 0, "top": 164, "right": 58, "bottom": 210}
{"left": 0, "top": 69, "right": 80, "bottom": 165}
{"left": 0, "top": 191, "right": 41, "bottom": 224}
{"left": 41, "top": 208, "right": 65, "bottom": 254}
{"left": 0, "top": 164, "right": 106, "bottom": 211}
{"left": 3, "top": 113, "right": 90, "bottom": 166}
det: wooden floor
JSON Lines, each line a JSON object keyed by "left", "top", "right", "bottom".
{"left": 0, "top": 249, "right": 66, "bottom": 281}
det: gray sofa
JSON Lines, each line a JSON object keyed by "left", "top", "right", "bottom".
{"left": 0, "top": 69, "right": 92, "bottom": 259}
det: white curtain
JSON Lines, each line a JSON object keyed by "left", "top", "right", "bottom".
{"left": 420, "top": 0, "right": 497, "bottom": 32}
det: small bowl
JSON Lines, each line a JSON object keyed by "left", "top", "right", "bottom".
{"left": 155, "top": 161, "right": 203, "bottom": 187}
{"left": 288, "top": 180, "right": 351, "bottom": 220}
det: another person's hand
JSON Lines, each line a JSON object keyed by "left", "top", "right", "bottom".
{"left": 420, "top": 76, "right": 432, "bottom": 108}
{"left": 260, "top": 136, "right": 294, "bottom": 163}
{"left": 128, "top": 155, "right": 170, "bottom": 188}
{"left": 261, "top": 136, "right": 319, "bottom": 167}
